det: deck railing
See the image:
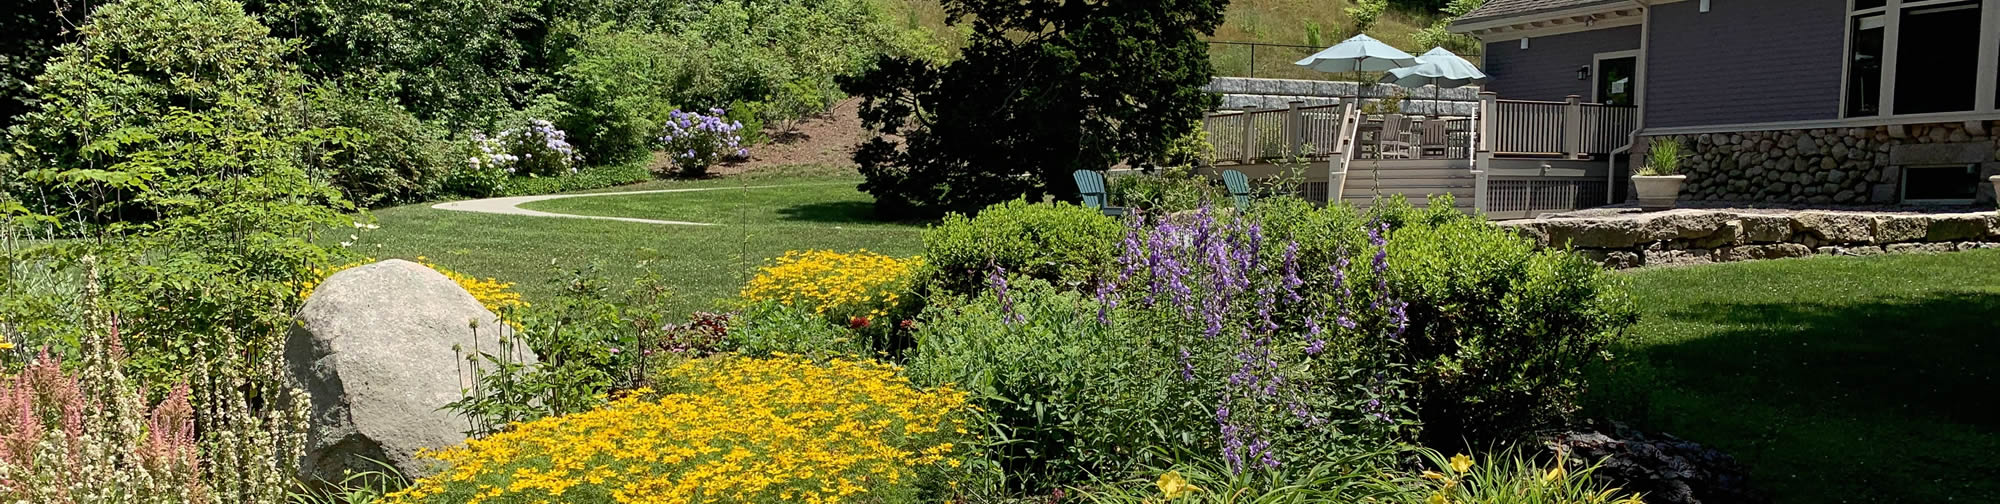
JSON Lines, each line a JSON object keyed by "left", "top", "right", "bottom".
{"left": 1482, "top": 177, "right": 1610, "bottom": 219}
{"left": 1204, "top": 103, "right": 1351, "bottom": 164}
{"left": 1481, "top": 94, "right": 1637, "bottom": 159}
{"left": 1207, "top": 93, "right": 1638, "bottom": 165}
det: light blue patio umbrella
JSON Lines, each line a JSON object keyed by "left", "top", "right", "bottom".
{"left": 1294, "top": 34, "right": 1419, "bottom": 73}
{"left": 1380, "top": 47, "right": 1488, "bottom": 88}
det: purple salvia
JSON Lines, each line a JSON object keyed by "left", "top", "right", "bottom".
{"left": 1387, "top": 301, "right": 1409, "bottom": 339}
{"left": 989, "top": 265, "right": 1023, "bottom": 326}
{"left": 1178, "top": 348, "right": 1196, "bottom": 381}
{"left": 1256, "top": 287, "right": 1277, "bottom": 332}
{"left": 1280, "top": 240, "right": 1303, "bottom": 303}
{"left": 1093, "top": 282, "right": 1119, "bottom": 325}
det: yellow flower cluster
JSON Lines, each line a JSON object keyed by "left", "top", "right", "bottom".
{"left": 1418, "top": 452, "right": 1646, "bottom": 504}
{"left": 388, "top": 354, "right": 973, "bottom": 504}
{"left": 300, "top": 257, "right": 527, "bottom": 313}
{"left": 739, "top": 250, "right": 921, "bottom": 321}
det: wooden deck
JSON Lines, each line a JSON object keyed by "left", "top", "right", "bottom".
{"left": 1200, "top": 92, "right": 1636, "bottom": 219}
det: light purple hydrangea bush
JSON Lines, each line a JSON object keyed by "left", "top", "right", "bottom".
{"left": 656, "top": 108, "right": 748, "bottom": 177}
{"left": 468, "top": 119, "right": 584, "bottom": 178}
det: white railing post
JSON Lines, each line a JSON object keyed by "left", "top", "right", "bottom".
{"left": 1327, "top": 102, "right": 1358, "bottom": 205}
{"left": 1478, "top": 92, "right": 1498, "bottom": 156}
{"left": 1241, "top": 105, "right": 1258, "bottom": 164}
{"left": 1563, "top": 95, "right": 1583, "bottom": 159}
{"left": 1286, "top": 100, "right": 1304, "bottom": 157}
{"left": 1473, "top": 169, "right": 1488, "bottom": 214}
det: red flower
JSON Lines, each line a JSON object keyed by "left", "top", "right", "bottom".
{"left": 849, "top": 316, "right": 871, "bottom": 328}
{"left": 898, "top": 319, "right": 914, "bottom": 330}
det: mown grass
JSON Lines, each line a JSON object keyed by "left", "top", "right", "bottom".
{"left": 1593, "top": 250, "right": 2000, "bottom": 503}
{"left": 354, "top": 169, "right": 926, "bottom": 314}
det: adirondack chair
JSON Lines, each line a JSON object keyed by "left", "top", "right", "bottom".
{"left": 1222, "top": 169, "right": 1253, "bottom": 210}
{"left": 1378, "top": 114, "right": 1418, "bottom": 159}
{"left": 1072, "top": 170, "right": 1126, "bottom": 216}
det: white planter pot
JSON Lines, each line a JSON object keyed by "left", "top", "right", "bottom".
{"left": 1991, "top": 175, "right": 2000, "bottom": 207}
{"left": 1633, "top": 175, "right": 1687, "bottom": 211}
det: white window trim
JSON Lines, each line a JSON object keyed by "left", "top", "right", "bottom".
{"left": 1591, "top": 50, "right": 1641, "bottom": 105}
{"left": 1635, "top": 110, "right": 1999, "bottom": 137}
{"left": 1840, "top": 0, "right": 2000, "bottom": 118}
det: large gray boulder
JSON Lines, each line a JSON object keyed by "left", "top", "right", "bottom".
{"left": 284, "top": 259, "right": 526, "bottom": 482}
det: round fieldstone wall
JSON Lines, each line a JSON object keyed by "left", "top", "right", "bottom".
{"left": 1641, "top": 121, "right": 2000, "bottom": 205}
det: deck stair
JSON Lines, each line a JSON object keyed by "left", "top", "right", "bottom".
{"left": 1338, "top": 163, "right": 1478, "bottom": 211}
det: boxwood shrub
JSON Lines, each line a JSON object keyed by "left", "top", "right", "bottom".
{"left": 918, "top": 198, "right": 1122, "bottom": 297}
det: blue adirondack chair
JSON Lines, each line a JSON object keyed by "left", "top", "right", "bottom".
{"left": 1222, "top": 169, "right": 1253, "bottom": 210}
{"left": 1072, "top": 170, "right": 1126, "bottom": 216}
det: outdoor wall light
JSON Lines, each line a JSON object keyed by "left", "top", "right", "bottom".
{"left": 1578, "top": 65, "right": 1591, "bottom": 80}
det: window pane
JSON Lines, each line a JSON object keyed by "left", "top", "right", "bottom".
{"left": 1854, "top": 0, "right": 1886, "bottom": 10}
{"left": 1846, "top": 16, "right": 1883, "bottom": 117}
{"left": 1894, "top": 2, "right": 1981, "bottom": 114}
{"left": 1904, "top": 165, "right": 1979, "bottom": 201}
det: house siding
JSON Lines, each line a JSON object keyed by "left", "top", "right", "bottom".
{"left": 1482, "top": 25, "right": 1640, "bottom": 102}
{"left": 1643, "top": 0, "right": 1847, "bottom": 129}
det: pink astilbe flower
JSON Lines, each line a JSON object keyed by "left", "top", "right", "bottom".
{"left": 141, "top": 383, "right": 198, "bottom": 474}
{"left": 0, "top": 351, "right": 89, "bottom": 466}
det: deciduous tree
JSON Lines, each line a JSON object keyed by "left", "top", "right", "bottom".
{"left": 843, "top": 0, "right": 1227, "bottom": 217}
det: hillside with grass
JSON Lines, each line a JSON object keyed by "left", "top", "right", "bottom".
{"left": 870, "top": 0, "right": 1463, "bottom": 80}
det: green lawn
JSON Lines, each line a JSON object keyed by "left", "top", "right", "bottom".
{"left": 1594, "top": 250, "right": 2000, "bottom": 503}
{"left": 355, "top": 170, "right": 926, "bottom": 314}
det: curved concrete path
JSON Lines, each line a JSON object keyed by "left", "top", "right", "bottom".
{"left": 432, "top": 183, "right": 848, "bottom": 226}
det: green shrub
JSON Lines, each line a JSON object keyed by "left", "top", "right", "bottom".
{"left": 313, "top": 87, "right": 457, "bottom": 207}
{"left": 911, "top": 200, "right": 1421, "bottom": 491}
{"left": 905, "top": 278, "right": 1176, "bottom": 490}
{"left": 919, "top": 199, "right": 1122, "bottom": 297}
{"left": 1, "top": 0, "right": 316, "bottom": 223}
{"left": 1110, "top": 169, "right": 1222, "bottom": 212}
{"left": 1375, "top": 199, "right": 1638, "bottom": 446}
{"left": 726, "top": 300, "right": 872, "bottom": 359}
{"left": 264, "top": 0, "right": 532, "bottom": 127}
{"left": 552, "top": 25, "right": 687, "bottom": 164}
{"left": 916, "top": 197, "right": 1637, "bottom": 483}
{"left": 1255, "top": 195, "right": 1638, "bottom": 445}
{"left": 497, "top": 161, "right": 652, "bottom": 196}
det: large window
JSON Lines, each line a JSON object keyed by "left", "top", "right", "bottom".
{"left": 1893, "top": 1, "right": 1981, "bottom": 114}
{"left": 1844, "top": 0, "right": 1990, "bottom": 117}
{"left": 1846, "top": 14, "right": 1883, "bottom": 117}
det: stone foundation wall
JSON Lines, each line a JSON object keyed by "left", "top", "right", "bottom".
{"left": 1641, "top": 121, "right": 2000, "bottom": 205}
{"left": 1500, "top": 210, "right": 2000, "bottom": 268}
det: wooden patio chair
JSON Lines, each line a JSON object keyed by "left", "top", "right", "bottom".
{"left": 1222, "top": 169, "right": 1252, "bottom": 210}
{"left": 1420, "top": 119, "right": 1449, "bottom": 158}
{"left": 1072, "top": 170, "right": 1127, "bottom": 217}
{"left": 1378, "top": 114, "right": 1418, "bottom": 159}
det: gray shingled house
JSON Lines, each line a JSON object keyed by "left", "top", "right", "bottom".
{"left": 1451, "top": 0, "right": 2000, "bottom": 205}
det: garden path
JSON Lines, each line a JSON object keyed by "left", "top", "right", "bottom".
{"left": 432, "top": 183, "right": 840, "bottom": 226}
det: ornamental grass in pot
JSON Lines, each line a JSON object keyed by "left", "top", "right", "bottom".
{"left": 1634, "top": 138, "right": 1687, "bottom": 211}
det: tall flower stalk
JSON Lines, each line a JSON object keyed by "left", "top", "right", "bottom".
{"left": 1091, "top": 204, "right": 1413, "bottom": 474}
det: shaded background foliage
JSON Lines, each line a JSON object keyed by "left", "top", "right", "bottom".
{"left": 843, "top": 0, "right": 1228, "bottom": 218}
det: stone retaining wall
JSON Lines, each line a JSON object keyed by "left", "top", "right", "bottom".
{"left": 1641, "top": 121, "right": 2000, "bottom": 206}
{"left": 1204, "top": 77, "right": 1480, "bottom": 116}
{"left": 1498, "top": 209, "right": 2000, "bottom": 268}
